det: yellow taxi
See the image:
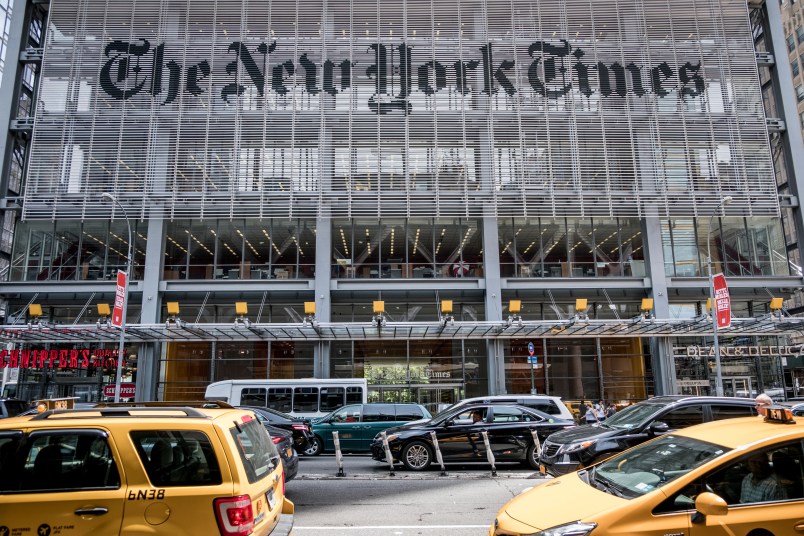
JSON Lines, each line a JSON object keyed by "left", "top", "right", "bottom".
{"left": 0, "top": 401, "right": 294, "bottom": 535}
{"left": 491, "top": 406, "right": 804, "bottom": 536}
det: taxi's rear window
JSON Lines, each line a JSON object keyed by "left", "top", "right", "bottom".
{"left": 130, "top": 430, "right": 222, "bottom": 487}
{"left": 230, "top": 418, "right": 280, "bottom": 484}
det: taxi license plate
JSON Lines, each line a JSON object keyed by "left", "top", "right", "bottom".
{"left": 539, "top": 464, "right": 546, "bottom": 475}
{"left": 266, "top": 489, "right": 277, "bottom": 510}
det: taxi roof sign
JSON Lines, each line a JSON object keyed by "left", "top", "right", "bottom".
{"left": 765, "top": 405, "right": 796, "bottom": 424}
{"left": 35, "top": 397, "right": 77, "bottom": 413}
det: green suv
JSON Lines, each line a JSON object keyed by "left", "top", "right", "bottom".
{"left": 304, "top": 403, "right": 431, "bottom": 455}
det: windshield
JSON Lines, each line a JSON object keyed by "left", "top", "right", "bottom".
{"left": 593, "top": 435, "right": 728, "bottom": 499}
{"left": 602, "top": 402, "right": 664, "bottom": 430}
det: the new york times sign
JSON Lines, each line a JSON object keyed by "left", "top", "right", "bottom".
{"left": 100, "top": 39, "right": 705, "bottom": 113}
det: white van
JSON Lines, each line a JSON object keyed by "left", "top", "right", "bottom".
{"left": 446, "top": 394, "right": 575, "bottom": 421}
{"left": 205, "top": 378, "right": 368, "bottom": 418}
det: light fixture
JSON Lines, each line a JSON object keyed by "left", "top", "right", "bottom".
{"left": 575, "top": 298, "right": 588, "bottom": 321}
{"left": 234, "top": 302, "right": 251, "bottom": 328}
{"left": 640, "top": 298, "right": 654, "bottom": 320}
{"left": 372, "top": 300, "right": 386, "bottom": 327}
{"left": 166, "top": 301, "right": 184, "bottom": 328}
{"left": 28, "top": 303, "right": 43, "bottom": 327}
{"left": 769, "top": 297, "right": 785, "bottom": 320}
{"left": 507, "top": 299, "right": 522, "bottom": 327}
{"left": 303, "top": 301, "right": 318, "bottom": 327}
{"left": 440, "top": 300, "right": 454, "bottom": 326}
{"left": 97, "top": 303, "right": 111, "bottom": 328}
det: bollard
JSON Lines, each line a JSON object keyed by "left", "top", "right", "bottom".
{"left": 380, "top": 431, "right": 395, "bottom": 476}
{"left": 529, "top": 428, "right": 542, "bottom": 458}
{"left": 480, "top": 430, "right": 497, "bottom": 476}
{"left": 332, "top": 431, "right": 345, "bottom": 477}
{"left": 429, "top": 430, "right": 447, "bottom": 476}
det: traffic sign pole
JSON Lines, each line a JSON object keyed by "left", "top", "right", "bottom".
{"left": 527, "top": 342, "right": 536, "bottom": 395}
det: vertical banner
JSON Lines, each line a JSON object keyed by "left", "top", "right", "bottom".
{"left": 111, "top": 270, "right": 127, "bottom": 328}
{"left": 712, "top": 273, "right": 731, "bottom": 328}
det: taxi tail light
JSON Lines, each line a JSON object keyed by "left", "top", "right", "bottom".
{"left": 213, "top": 495, "right": 254, "bottom": 536}
{"left": 281, "top": 468, "right": 286, "bottom": 496}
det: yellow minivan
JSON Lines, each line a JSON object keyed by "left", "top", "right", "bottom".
{"left": 0, "top": 402, "right": 294, "bottom": 535}
{"left": 491, "top": 407, "right": 804, "bottom": 536}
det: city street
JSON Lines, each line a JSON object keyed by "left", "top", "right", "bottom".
{"left": 286, "top": 454, "right": 546, "bottom": 535}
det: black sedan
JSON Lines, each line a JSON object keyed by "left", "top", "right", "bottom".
{"left": 239, "top": 405, "right": 315, "bottom": 452}
{"left": 370, "top": 403, "right": 575, "bottom": 471}
{"left": 264, "top": 424, "right": 299, "bottom": 482}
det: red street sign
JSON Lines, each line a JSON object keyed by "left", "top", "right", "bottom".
{"left": 111, "top": 270, "right": 127, "bottom": 328}
{"left": 713, "top": 273, "right": 731, "bottom": 329}
{"left": 104, "top": 382, "right": 135, "bottom": 398}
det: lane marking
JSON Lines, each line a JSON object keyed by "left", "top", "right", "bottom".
{"left": 293, "top": 525, "right": 488, "bottom": 531}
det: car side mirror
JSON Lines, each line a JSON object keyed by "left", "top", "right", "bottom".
{"left": 445, "top": 419, "right": 455, "bottom": 427}
{"left": 691, "top": 492, "right": 728, "bottom": 524}
{"left": 649, "top": 421, "right": 669, "bottom": 435}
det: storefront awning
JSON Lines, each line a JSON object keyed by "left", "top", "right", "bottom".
{"left": 1, "top": 315, "right": 802, "bottom": 344}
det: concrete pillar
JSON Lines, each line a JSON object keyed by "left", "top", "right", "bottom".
{"left": 642, "top": 216, "right": 676, "bottom": 395}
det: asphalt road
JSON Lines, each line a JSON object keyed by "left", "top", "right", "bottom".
{"left": 285, "top": 454, "right": 548, "bottom": 535}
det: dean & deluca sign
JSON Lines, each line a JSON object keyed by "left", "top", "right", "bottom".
{"left": 676, "top": 345, "right": 804, "bottom": 358}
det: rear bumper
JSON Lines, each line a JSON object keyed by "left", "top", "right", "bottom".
{"left": 272, "top": 513, "right": 294, "bottom": 536}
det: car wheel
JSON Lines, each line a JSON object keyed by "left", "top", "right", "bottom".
{"left": 524, "top": 442, "right": 540, "bottom": 469}
{"left": 303, "top": 436, "right": 324, "bottom": 456}
{"left": 401, "top": 441, "right": 433, "bottom": 471}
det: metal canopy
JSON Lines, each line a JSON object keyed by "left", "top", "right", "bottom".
{"left": 1, "top": 315, "right": 802, "bottom": 344}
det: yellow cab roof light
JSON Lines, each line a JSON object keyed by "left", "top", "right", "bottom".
{"left": 764, "top": 405, "right": 796, "bottom": 424}
{"left": 35, "top": 397, "right": 77, "bottom": 413}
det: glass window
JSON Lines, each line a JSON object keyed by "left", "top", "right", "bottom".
{"left": 241, "top": 388, "right": 268, "bottom": 406}
{"left": 228, "top": 421, "right": 278, "bottom": 484}
{"left": 320, "top": 387, "right": 345, "bottom": 412}
{"left": 395, "top": 405, "right": 426, "bottom": 420}
{"left": 491, "top": 406, "right": 525, "bottom": 423}
{"left": 656, "top": 405, "right": 704, "bottom": 428}
{"left": 797, "top": 85, "right": 804, "bottom": 102}
{"left": 10, "top": 431, "right": 120, "bottom": 491}
{"left": 597, "top": 435, "right": 727, "bottom": 499}
{"left": 292, "top": 387, "right": 319, "bottom": 413}
{"left": 362, "top": 404, "right": 395, "bottom": 422}
{"left": 331, "top": 405, "right": 361, "bottom": 423}
{"left": 657, "top": 442, "right": 804, "bottom": 511}
{"left": 792, "top": 60, "right": 800, "bottom": 78}
{"left": 710, "top": 404, "right": 756, "bottom": 420}
{"left": 346, "top": 387, "right": 364, "bottom": 405}
{"left": 788, "top": 34, "right": 796, "bottom": 52}
{"left": 267, "top": 388, "right": 292, "bottom": 413}
{"left": 797, "top": 26, "right": 804, "bottom": 44}
{"left": 131, "top": 430, "right": 221, "bottom": 487}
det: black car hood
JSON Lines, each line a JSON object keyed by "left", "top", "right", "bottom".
{"left": 384, "top": 420, "right": 436, "bottom": 434}
{"left": 545, "top": 423, "right": 623, "bottom": 444}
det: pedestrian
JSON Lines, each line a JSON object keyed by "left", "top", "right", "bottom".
{"left": 577, "top": 401, "right": 589, "bottom": 424}
{"left": 595, "top": 400, "right": 606, "bottom": 421}
{"left": 755, "top": 393, "right": 773, "bottom": 417}
{"left": 584, "top": 403, "right": 599, "bottom": 424}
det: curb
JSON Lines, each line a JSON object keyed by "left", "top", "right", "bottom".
{"left": 295, "top": 472, "right": 547, "bottom": 480}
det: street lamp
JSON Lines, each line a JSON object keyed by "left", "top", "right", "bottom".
{"left": 706, "top": 195, "right": 733, "bottom": 397}
{"left": 100, "top": 192, "right": 133, "bottom": 403}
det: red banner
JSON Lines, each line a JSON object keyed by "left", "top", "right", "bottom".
{"left": 713, "top": 273, "right": 731, "bottom": 329}
{"left": 0, "top": 348, "right": 127, "bottom": 369}
{"left": 104, "top": 383, "right": 136, "bottom": 398}
{"left": 112, "top": 270, "right": 127, "bottom": 328}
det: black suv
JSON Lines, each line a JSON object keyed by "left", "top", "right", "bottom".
{"left": 538, "top": 395, "right": 757, "bottom": 476}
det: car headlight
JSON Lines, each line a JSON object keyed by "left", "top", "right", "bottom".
{"left": 531, "top": 521, "right": 597, "bottom": 536}
{"left": 561, "top": 440, "right": 597, "bottom": 454}
{"left": 385, "top": 434, "right": 400, "bottom": 443}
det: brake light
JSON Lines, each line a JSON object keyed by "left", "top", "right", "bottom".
{"left": 292, "top": 424, "right": 306, "bottom": 430}
{"left": 272, "top": 436, "right": 283, "bottom": 444}
{"left": 213, "top": 495, "right": 254, "bottom": 536}
{"left": 281, "top": 468, "right": 286, "bottom": 496}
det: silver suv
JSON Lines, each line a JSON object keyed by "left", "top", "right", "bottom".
{"left": 446, "top": 395, "right": 575, "bottom": 421}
